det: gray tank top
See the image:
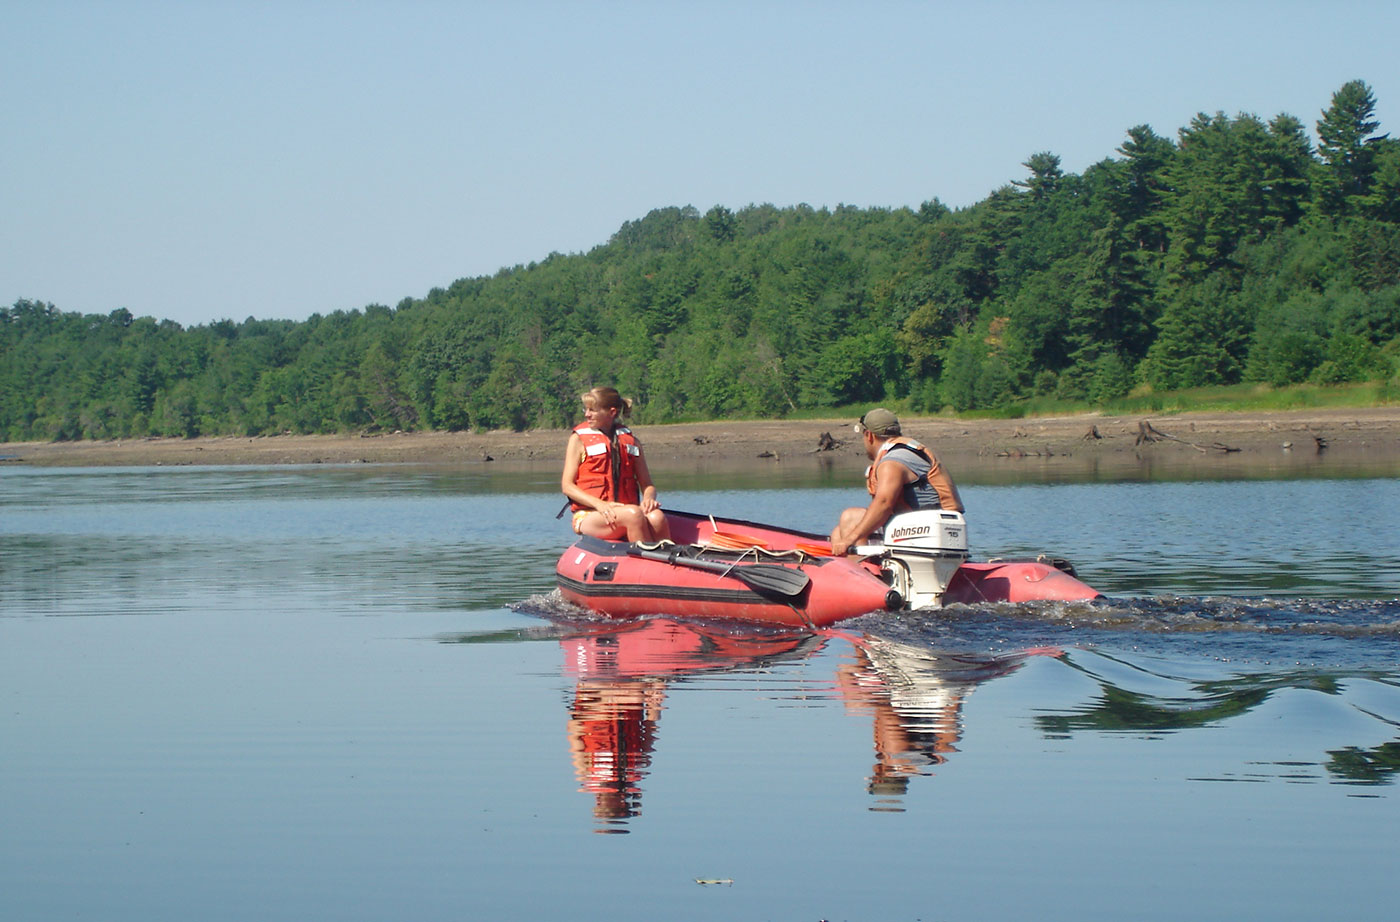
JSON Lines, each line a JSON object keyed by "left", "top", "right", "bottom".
{"left": 882, "top": 446, "right": 939, "bottom": 509}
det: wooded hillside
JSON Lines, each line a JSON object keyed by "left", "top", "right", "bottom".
{"left": 4, "top": 80, "right": 1397, "bottom": 442}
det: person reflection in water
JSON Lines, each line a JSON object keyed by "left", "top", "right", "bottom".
{"left": 567, "top": 672, "right": 665, "bottom": 831}
{"left": 836, "top": 638, "right": 1062, "bottom": 810}
{"left": 558, "top": 619, "right": 817, "bottom": 833}
{"left": 836, "top": 639, "right": 968, "bottom": 808}
{"left": 562, "top": 626, "right": 668, "bottom": 833}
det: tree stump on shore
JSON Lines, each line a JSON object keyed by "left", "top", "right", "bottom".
{"left": 1135, "top": 420, "right": 1240, "bottom": 453}
{"left": 1135, "top": 420, "right": 1166, "bottom": 445}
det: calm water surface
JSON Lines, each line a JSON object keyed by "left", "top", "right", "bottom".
{"left": 3, "top": 459, "right": 1399, "bottom": 922}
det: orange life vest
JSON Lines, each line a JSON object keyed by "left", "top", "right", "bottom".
{"left": 570, "top": 424, "right": 643, "bottom": 511}
{"left": 865, "top": 436, "right": 964, "bottom": 513}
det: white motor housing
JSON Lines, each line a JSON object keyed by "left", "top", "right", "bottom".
{"left": 859, "top": 509, "right": 969, "bottom": 609}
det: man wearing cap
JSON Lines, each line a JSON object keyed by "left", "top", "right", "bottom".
{"left": 829, "top": 408, "right": 964, "bottom": 556}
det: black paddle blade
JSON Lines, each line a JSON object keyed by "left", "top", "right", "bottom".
{"left": 727, "top": 563, "right": 811, "bottom": 598}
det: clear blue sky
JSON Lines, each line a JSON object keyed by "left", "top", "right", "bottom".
{"left": 4, "top": 0, "right": 1397, "bottom": 328}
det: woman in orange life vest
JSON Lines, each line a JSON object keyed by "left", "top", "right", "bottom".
{"left": 561, "top": 387, "right": 670, "bottom": 542}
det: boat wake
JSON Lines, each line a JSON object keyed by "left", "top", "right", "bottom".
{"left": 847, "top": 596, "right": 1400, "bottom": 672}
{"left": 512, "top": 588, "right": 598, "bottom": 620}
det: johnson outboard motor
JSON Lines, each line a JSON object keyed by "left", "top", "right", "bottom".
{"left": 856, "top": 509, "right": 970, "bottom": 609}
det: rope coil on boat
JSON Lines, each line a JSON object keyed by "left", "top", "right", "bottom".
{"left": 632, "top": 538, "right": 834, "bottom": 564}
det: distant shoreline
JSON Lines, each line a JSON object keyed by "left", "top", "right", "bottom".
{"left": 4, "top": 407, "right": 1398, "bottom": 475}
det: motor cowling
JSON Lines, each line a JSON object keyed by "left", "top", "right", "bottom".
{"left": 876, "top": 509, "right": 969, "bottom": 609}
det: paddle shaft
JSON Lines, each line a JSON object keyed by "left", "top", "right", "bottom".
{"left": 630, "top": 548, "right": 810, "bottom": 598}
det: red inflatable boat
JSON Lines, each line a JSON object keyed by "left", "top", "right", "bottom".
{"left": 556, "top": 509, "right": 1101, "bottom": 629}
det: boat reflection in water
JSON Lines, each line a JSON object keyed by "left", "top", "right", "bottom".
{"left": 554, "top": 617, "right": 1056, "bottom": 827}
{"left": 466, "top": 594, "right": 1400, "bottom": 833}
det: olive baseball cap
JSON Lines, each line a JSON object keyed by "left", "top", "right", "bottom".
{"left": 856, "top": 407, "right": 900, "bottom": 436}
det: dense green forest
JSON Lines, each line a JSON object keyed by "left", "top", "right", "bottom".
{"left": 4, "top": 80, "right": 1398, "bottom": 442}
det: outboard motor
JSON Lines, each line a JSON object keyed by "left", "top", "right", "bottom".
{"left": 857, "top": 509, "right": 969, "bottom": 609}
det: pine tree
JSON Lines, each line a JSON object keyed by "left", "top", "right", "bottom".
{"left": 1315, "top": 79, "right": 1387, "bottom": 215}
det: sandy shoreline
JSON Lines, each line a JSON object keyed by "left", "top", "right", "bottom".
{"left": 3, "top": 407, "right": 1399, "bottom": 475}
